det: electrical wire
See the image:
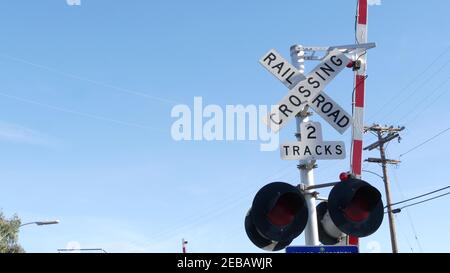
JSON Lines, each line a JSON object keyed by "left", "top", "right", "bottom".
{"left": 402, "top": 86, "right": 450, "bottom": 127}
{"left": 391, "top": 170, "right": 423, "bottom": 252}
{"left": 376, "top": 59, "right": 450, "bottom": 122}
{"left": 395, "top": 214, "right": 415, "bottom": 253}
{"left": 387, "top": 185, "right": 450, "bottom": 208}
{"left": 396, "top": 192, "right": 450, "bottom": 211}
{"left": 0, "top": 90, "right": 162, "bottom": 132}
{"left": 132, "top": 164, "right": 296, "bottom": 247}
{"left": 399, "top": 127, "right": 450, "bottom": 157}
{"left": 0, "top": 53, "right": 181, "bottom": 105}
{"left": 367, "top": 47, "right": 450, "bottom": 122}
{"left": 397, "top": 77, "right": 450, "bottom": 123}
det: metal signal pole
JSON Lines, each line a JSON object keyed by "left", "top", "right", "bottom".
{"left": 349, "top": 0, "right": 369, "bottom": 247}
{"left": 290, "top": 46, "right": 320, "bottom": 246}
{"left": 364, "top": 125, "right": 405, "bottom": 253}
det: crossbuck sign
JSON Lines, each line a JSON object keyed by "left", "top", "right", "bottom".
{"left": 260, "top": 49, "right": 351, "bottom": 134}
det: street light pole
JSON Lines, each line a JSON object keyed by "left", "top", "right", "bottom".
{"left": 0, "top": 220, "right": 60, "bottom": 243}
{"left": 20, "top": 220, "right": 60, "bottom": 227}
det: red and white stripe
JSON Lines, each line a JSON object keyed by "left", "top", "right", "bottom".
{"left": 349, "top": 0, "right": 368, "bottom": 247}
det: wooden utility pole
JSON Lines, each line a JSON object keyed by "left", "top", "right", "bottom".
{"left": 364, "top": 124, "right": 405, "bottom": 253}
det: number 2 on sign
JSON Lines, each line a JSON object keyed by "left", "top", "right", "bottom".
{"left": 300, "top": 122, "right": 323, "bottom": 141}
{"left": 306, "top": 126, "right": 317, "bottom": 139}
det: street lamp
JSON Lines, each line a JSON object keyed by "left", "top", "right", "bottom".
{"left": 20, "top": 220, "right": 60, "bottom": 227}
{"left": 0, "top": 220, "right": 60, "bottom": 243}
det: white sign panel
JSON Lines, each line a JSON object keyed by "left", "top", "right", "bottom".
{"left": 280, "top": 122, "right": 346, "bottom": 160}
{"left": 259, "top": 49, "right": 303, "bottom": 89}
{"left": 307, "top": 91, "right": 351, "bottom": 134}
{"left": 261, "top": 49, "right": 351, "bottom": 134}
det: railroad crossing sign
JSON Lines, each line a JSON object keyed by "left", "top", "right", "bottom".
{"left": 260, "top": 49, "right": 351, "bottom": 134}
{"left": 280, "top": 122, "right": 345, "bottom": 160}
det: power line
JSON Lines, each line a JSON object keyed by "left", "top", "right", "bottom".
{"left": 376, "top": 59, "right": 450, "bottom": 122}
{"left": 387, "top": 185, "right": 450, "bottom": 208}
{"left": 394, "top": 215, "right": 415, "bottom": 253}
{"left": 400, "top": 127, "right": 450, "bottom": 157}
{"left": 131, "top": 164, "right": 296, "bottom": 247}
{"left": 391, "top": 170, "right": 423, "bottom": 252}
{"left": 0, "top": 91, "right": 162, "bottom": 132}
{"left": 0, "top": 53, "right": 181, "bottom": 105}
{"left": 367, "top": 46, "right": 450, "bottom": 121}
{"left": 403, "top": 87, "right": 450, "bottom": 127}
{"left": 396, "top": 192, "right": 450, "bottom": 211}
{"left": 397, "top": 77, "right": 450, "bottom": 123}
{"left": 390, "top": 171, "right": 416, "bottom": 252}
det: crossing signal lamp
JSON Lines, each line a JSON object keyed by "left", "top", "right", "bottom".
{"left": 326, "top": 175, "right": 384, "bottom": 238}
{"left": 245, "top": 175, "right": 384, "bottom": 250}
{"left": 244, "top": 182, "right": 308, "bottom": 251}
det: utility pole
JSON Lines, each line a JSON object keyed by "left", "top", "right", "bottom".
{"left": 364, "top": 124, "right": 405, "bottom": 253}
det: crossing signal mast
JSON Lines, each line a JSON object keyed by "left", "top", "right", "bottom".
{"left": 245, "top": 0, "right": 382, "bottom": 252}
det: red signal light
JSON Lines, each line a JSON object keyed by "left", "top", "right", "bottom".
{"left": 246, "top": 182, "right": 308, "bottom": 251}
{"left": 267, "top": 193, "right": 300, "bottom": 226}
{"left": 339, "top": 172, "right": 349, "bottom": 181}
{"left": 343, "top": 194, "right": 370, "bottom": 222}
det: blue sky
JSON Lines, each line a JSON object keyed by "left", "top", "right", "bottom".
{"left": 0, "top": 0, "right": 449, "bottom": 253}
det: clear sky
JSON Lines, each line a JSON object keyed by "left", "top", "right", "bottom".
{"left": 0, "top": 0, "right": 449, "bottom": 253}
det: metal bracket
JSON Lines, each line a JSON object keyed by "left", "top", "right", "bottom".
{"left": 303, "top": 181, "right": 340, "bottom": 191}
{"left": 296, "top": 108, "right": 312, "bottom": 119}
{"left": 297, "top": 160, "right": 317, "bottom": 170}
{"left": 290, "top": 42, "right": 376, "bottom": 62}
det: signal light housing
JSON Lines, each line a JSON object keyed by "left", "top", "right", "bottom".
{"left": 316, "top": 202, "right": 345, "bottom": 245}
{"left": 244, "top": 210, "right": 293, "bottom": 251}
{"left": 245, "top": 182, "right": 308, "bottom": 251}
{"left": 245, "top": 178, "right": 384, "bottom": 250}
{"left": 328, "top": 178, "right": 384, "bottom": 237}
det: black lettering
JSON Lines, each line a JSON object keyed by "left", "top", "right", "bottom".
{"left": 330, "top": 55, "right": 343, "bottom": 66}
{"left": 283, "top": 146, "right": 290, "bottom": 156}
{"left": 315, "top": 145, "right": 322, "bottom": 155}
{"left": 307, "top": 77, "right": 320, "bottom": 88}
{"left": 328, "top": 110, "right": 340, "bottom": 122}
{"left": 289, "top": 95, "right": 302, "bottom": 107}
{"left": 336, "top": 145, "right": 343, "bottom": 155}
{"left": 337, "top": 116, "right": 350, "bottom": 128}
{"left": 293, "top": 146, "right": 300, "bottom": 156}
{"left": 304, "top": 146, "right": 312, "bottom": 156}
{"left": 285, "top": 71, "right": 296, "bottom": 85}
{"left": 315, "top": 71, "right": 326, "bottom": 81}
{"left": 321, "top": 102, "right": 333, "bottom": 113}
{"left": 279, "top": 104, "right": 293, "bottom": 118}
{"left": 281, "top": 67, "right": 291, "bottom": 77}
{"left": 312, "top": 94, "right": 325, "bottom": 108}
{"left": 269, "top": 113, "right": 282, "bottom": 125}
{"left": 298, "top": 85, "right": 311, "bottom": 98}
{"left": 271, "top": 62, "right": 284, "bottom": 74}
{"left": 263, "top": 53, "right": 276, "bottom": 66}
{"left": 319, "top": 63, "right": 335, "bottom": 77}
{"left": 325, "top": 145, "right": 332, "bottom": 155}
{"left": 307, "top": 126, "right": 316, "bottom": 139}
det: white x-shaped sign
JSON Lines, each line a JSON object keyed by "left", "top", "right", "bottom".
{"left": 260, "top": 49, "right": 352, "bottom": 134}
